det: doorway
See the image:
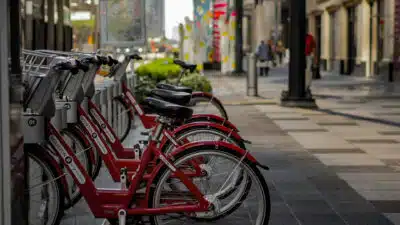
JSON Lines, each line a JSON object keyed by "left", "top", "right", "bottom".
{"left": 315, "top": 15, "right": 322, "bottom": 69}
{"left": 377, "top": 0, "right": 384, "bottom": 74}
{"left": 347, "top": 6, "right": 357, "bottom": 75}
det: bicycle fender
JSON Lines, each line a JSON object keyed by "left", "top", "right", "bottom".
{"left": 191, "top": 92, "right": 224, "bottom": 109}
{"left": 172, "top": 121, "right": 244, "bottom": 143}
{"left": 187, "top": 114, "right": 239, "bottom": 132}
{"left": 145, "top": 141, "right": 267, "bottom": 203}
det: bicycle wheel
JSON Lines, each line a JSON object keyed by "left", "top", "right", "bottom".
{"left": 26, "top": 146, "right": 64, "bottom": 225}
{"left": 148, "top": 147, "right": 270, "bottom": 225}
{"left": 189, "top": 95, "right": 228, "bottom": 120}
{"left": 60, "top": 130, "right": 92, "bottom": 209}
{"left": 112, "top": 96, "right": 133, "bottom": 143}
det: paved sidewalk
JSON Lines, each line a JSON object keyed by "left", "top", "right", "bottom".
{"left": 208, "top": 67, "right": 400, "bottom": 126}
{"left": 61, "top": 103, "right": 400, "bottom": 224}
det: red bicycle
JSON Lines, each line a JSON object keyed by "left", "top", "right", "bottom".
{"left": 34, "top": 50, "right": 248, "bottom": 209}
{"left": 23, "top": 51, "right": 271, "bottom": 225}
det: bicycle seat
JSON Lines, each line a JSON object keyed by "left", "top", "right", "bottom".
{"left": 173, "top": 59, "right": 197, "bottom": 73}
{"left": 143, "top": 97, "right": 193, "bottom": 120}
{"left": 156, "top": 83, "right": 193, "bottom": 94}
{"left": 150, "top": 89, "right": 192, "bottom": 106}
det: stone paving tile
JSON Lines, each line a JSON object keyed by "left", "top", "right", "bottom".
{"left": 273, "top": 120, "right": 325, "bottom": 131}
{"left": 308, "top": 148, "right": 365, "bottom": 154}
{"left": 329, "top": 165, "right": 395, "bottom": 173}
{"left": 289, "top": 132, "right": 356, "bottom": 150}
{"left": 348, "top": 138, "right": 399, "bottom": 144}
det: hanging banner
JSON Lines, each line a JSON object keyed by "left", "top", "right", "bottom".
{"left": 193, "top": 0, "right": 213, "bottom": 62}
{"left": 100, "top": 0, "right": 146, "bottom": 46}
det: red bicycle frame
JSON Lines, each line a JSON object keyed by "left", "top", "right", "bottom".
{"left": 87, "top": 99, "right": 244, "bottom": 160}
{"left": 74, "top": 104, "right": 210, "bottom": 182}
{"left": 120, "top": 82, "right": 239, "bottom": 131}
{"left": 47, "top": 121, "right": 211, "bottom": 219}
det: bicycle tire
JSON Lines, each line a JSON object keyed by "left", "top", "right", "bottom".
{"left": 26, "top": 146, "right": 64, "bottom": 225}
{"left": 148, "top": 147, "right": 271, "bottom": 225}
{"left": 112, "top": 96, "right": 133, "bottom": 143}
{"left": 189, "top": 95, "right": 228, "bottom": 120}
{"left": 60, "top": 129, "right": 93, "bottom": 210}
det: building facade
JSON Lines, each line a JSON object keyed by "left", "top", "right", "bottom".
{"left": 145, "top": 0, "right": 165, "bottom": 38}
{"left": 243, "top": 0, "right": 289, "bottom": 53}
{"left": 307, "top": 0, "right": 394, "bottom": 78}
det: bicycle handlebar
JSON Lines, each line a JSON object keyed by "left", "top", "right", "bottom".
{"left": 76, "top": 59, "right": 90, "bottom": 72}
{"left": 108, "top": 56, "right": 119, "bottom": 66}
{"left": 54, "top": 60, "right": 80, "bottom": 74}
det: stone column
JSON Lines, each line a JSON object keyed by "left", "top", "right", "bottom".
{"left": 47, "top": 0, "right": 55, "bottom": 49}
{"left": 261, "top": 0, "right": 276, "bottom": 41}
{"left": 25, "top": 0, "right": 33, "bottom": 49}
{"left": 56, "top": 0, "right": 64, "bottom": 50}
{"left": 322, "top": 11, "right": 331, "bottom": 70}
{"left": 242, "top": 16, "right": 249, "bottom": 51}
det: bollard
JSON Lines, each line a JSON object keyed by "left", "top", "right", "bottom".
{"left": 246, "top": 53, "right": 258, "bottom": 96}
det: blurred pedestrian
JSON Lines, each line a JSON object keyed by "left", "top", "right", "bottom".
{"left": 256, "top": 40, "right": 270, "bottom": 76}
{"left": 276, "top": 40, "right": 285, "bottom": 66}
{"left": 267, "top": 39, "right": 276, "bottom": 67}
{"left": 305, "top": 32, "right": 316, "bottom": 91}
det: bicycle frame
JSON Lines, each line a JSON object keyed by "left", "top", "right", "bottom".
{"left": 47, "top": 121, "right": 210, "bottom": 219}
{"left": 87, "top": 98, "right": 244, "bottom": 160}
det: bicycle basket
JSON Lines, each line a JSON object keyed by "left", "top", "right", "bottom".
{"left": 22, "top": 50, "right": 72, "bottom": 116}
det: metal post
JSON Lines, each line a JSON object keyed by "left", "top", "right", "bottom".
{"left": 280, "top": 0, "right": 317, "bottom": 108}
{"left": 5, "top": 0, "right": 27, "bottom": 224}
{"left": 246, "top": 53, "right": 258, "bottom": 96}
{"left": 234, "top": 0, "right": 244, "bottom": 74}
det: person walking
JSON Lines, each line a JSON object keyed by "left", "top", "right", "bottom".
{"left": 256, "top": 40, "right": 270, "bottom": 76}
{"left": 267, "top": 39, "right": 276, "bottom": 67}
{"left": 276, "top": 40, "right": 285, "bottom": 66}
{"left": 305, "top": 32, "right": 317, "bottom": 92}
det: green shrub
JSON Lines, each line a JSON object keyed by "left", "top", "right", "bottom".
{"left": 135, "top": 58, "right": 181, "bottom": 81}
{"left": 179, "top": 73, "right": 212, "bottom": 93}
{"left": 134, "top": 58, "right": 213, "bottom": 103}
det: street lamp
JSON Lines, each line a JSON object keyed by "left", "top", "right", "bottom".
{"left": 368, "top": 0, "right": 374, "bottom": 77}
{"left": 280, "top": 0, "right": 317, "bottom": 108}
